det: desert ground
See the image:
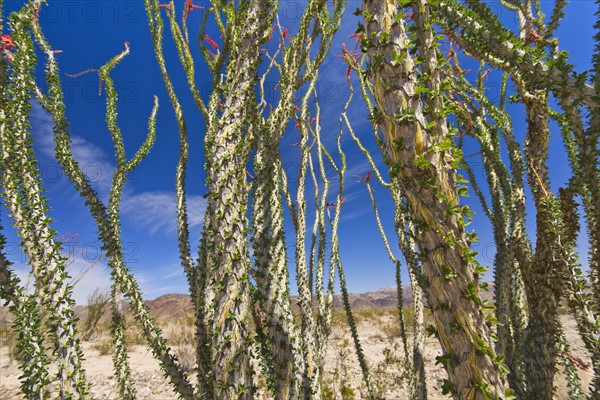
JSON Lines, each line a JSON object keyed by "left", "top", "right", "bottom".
{"left": 0, "top": 290, "right": 593, "bottom": 399}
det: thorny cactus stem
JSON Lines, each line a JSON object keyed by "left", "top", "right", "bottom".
{"left": 146, "top": 0, "right": 348, "bottom": 396}
{"left": 432, "top": 0, "right": 598, "bottom": 109}
{"left": 251, "top": 130, "right": 305, "bottom": 398}
{"left": 345, "top": 71, "right": 428, "bottom": 400}
{"left": 360, "top": 0, "right": 510, "bottom": 398}
{"left": 0, "top": 3, "right": 89, "bottom": 397}
{"left": 29, "top": 6, "right": 196, "bottom": 396}
{"left": 448, "top": 70, "right": 530, "bottom": 396}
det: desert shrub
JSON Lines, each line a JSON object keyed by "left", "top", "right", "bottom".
{"left": 323, "top": 338, "right": 359, "bottom": 400}
{"left": 168, "top": 321, "right": 196, "bottom": 373}
{"left": 124, "top": 322, "right": 146, "bottom": 348}
{"left": 371, "top": 340, "right": 410, "bottom": 398}
{"left": 3, "top": 325, "right": 20, "bottom": 362}
{"left": 92, "top": 338, "right": 112, "bottom": 356}
{"left": 80, "top": 288, "right": 110, "bottom": 341}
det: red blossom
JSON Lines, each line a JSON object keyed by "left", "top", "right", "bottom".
{"left": 481, "top": 68, "right": 493, "bottom": 81}
{"left": 1, "top": 34, "right": 15, "bottom": 52}
{"left": 404, "top": 13, "right": 413, "bottom": 19}
{"left": 183, "top": 0, "right": 203, "bottom": 19}
{"left": 294, "top": 116, "right": 323, "bottom": 129}
{"left": 293, "top": 105, "right": 300, "bottom": 112}
{"left": 326, "top": 198, "right": 347, "bottom": 207}
{"left": 337, "top": 41, "right": 363, "bottom": 83}
{"left": 204, "top": 34, "right": 219, "bottom": 51}
{"left": 525, "top": 29, "right": 541, "bottom": 44}
{"left": 267, "top": 26, "right": 274, "bottom": 41}
{"left": 356, "top": 171, "right": 372, "bottom": 184}
{"left": 281, "top": 28, "right": 291, "bottom": 41}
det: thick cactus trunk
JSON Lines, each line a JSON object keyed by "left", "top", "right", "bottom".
{"left": 362, "top": 0, "right": 509, "bottom": 398}
{"left": 200, "top": 2, "right": 274, "bottom": 398}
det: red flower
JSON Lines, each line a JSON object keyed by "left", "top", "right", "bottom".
{"left": 345, "top": 65, "right": 352, "bottom": 83}
{"left": 1, "top": 35, "right": 15, "bottom": 52}
{"left": 267, "top": 26, "right": 274, "bottom": 41}
{"left": 337, "top": 41, "right": 363, "bottom": 83}
{"left": 404, "top": 13, "right": 413, "bottom": 19}
{"left": 204, "top": 34, "right": 219, "bottom": 51}
{"left": 481, "top": 68, "right": 493, "bottom": 81}
{"left": 326, "top": 198, "right": 347, "bottom": 207}
{"left": 525, "top": 29, "right": 541, "bottom": 44}
{"left": 356, "top": 171, "right": 372, "bottom": 184}
{"left": 183, "top": 0, "right": 203, "bottom": 19}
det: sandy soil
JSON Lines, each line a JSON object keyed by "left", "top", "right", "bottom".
{"left": 0, "top": 312, "right": 593, "bottom": 399}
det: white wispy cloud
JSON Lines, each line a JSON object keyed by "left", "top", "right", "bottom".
{"left": 133, "top": 263, "right": 189, "bottom": 297}
{"left": 121, "top": 191, "right": 207, "bottom": 235}
{"left": 10, "top": 256, "right": 112, "bottom": 305}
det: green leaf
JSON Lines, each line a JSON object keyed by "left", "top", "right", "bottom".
{"left": 474, "top": 265, "right": 488, "bottom": 275}
{"left": 441, "top": 265, "right": 457, "bottom": 279}
{"left": 441, "top": 379, "right": 452, "bottom": 395}
{"left": 426, "top": 325, "right": 437, "bottom": 336}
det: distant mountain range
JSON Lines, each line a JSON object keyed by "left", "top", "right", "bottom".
{"left": 1, "top": 283, "right": 496, "bottom": 323}
{"left": 136, "top": 282, "right": 496, "bottom": 320}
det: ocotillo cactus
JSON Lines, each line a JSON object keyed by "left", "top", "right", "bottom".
{"left": 358, "top": 0, "right": 511, "bottom": 398}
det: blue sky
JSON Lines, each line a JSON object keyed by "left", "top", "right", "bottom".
{"left": 1, "top": 0, "right": 596, "bottom": 304}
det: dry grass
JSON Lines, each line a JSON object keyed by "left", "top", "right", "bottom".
{"left": 166, "top": 316, "right": 196, "bottom": 373}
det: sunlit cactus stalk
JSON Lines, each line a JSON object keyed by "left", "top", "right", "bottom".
{"left": 251, "top": 132, "right": 305, "bottom": 398}
{"left": 434, "top": 1, "right": 600, "bottom": 397}
{"left": 0, "top": 3, "right": 90, "bottom": 398}
{"left": 144, "top": 0, "right": 348, "bottom": 397}
{"left": 359, "top": 0, "right": 510, "bottom": 398}
{"left": 30, "top": 6, "right": 196, "bottom": 396}
{"left": 448, "top": 68, "right": 530, "bottom": 397}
